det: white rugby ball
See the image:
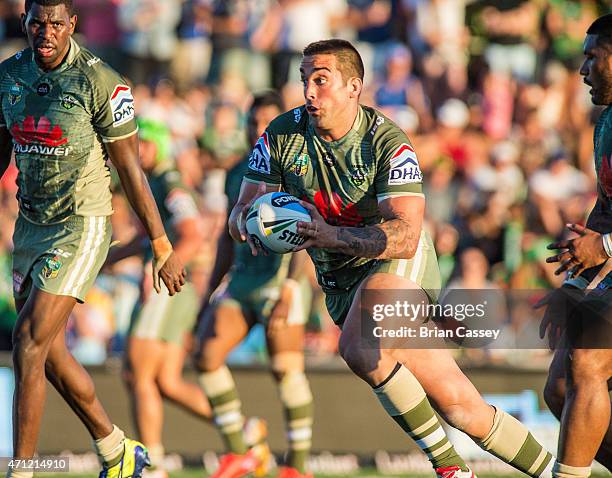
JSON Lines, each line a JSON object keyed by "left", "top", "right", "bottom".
{"left": 245, "top": 192, "right": 312, "bottom": 253}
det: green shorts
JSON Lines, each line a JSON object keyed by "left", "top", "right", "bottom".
{"left": 129, "top": 282, "right": 199, "bottom": 344}
{"left": 12, "top": 214, "right": 112, "bottom": 303}
{"left": 325, "top": 231, "right": 441, "bottom": 327}
{"left": 215, "top": 279, "right": 308, "bottom": 326}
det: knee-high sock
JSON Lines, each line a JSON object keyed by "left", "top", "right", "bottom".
{"left": 477, "top": 407, "right": 554, "bottom": 477}
{"left": 373, "top": 364, "right": 468, "bottom": 470}
{"left": 198, "top": 366, "right": 247, "bottom": 454}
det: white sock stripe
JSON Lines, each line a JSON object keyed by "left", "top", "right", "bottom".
{"left": 289, "top": 417, "right": 313, "bottom": 428}
{"left": 215, "top": 410, "right": 243, "bottom": 427}
{"left": 528, "top": 448, "right": 549, "bottom": 476}
{"left": 212, "top": 399, "right": 242, "bottom": 414}
{"left": 70, "top": 216, "right": 106, "bottom": 295}
{"left": 429, "top": 440, "right": 453, "bottom": 459}
{"left": 61, "top": 216, "right": 98, "bottom": 294}
{"left": 408, "top": 416, "right": 439, "bottom": 437}
{"left": 221, "top": 422, "right": 244, "bottom": 434}
{"left": 290, "top": 441, "right": 312, "bottom": 451}
{"left": 414, "top": 425, "right": 447, "bottom": 450}
{"left": 288, "top": 427, "right": 312, "bottom": 442}
{"left": 541, "top": 456, "right": 554, "bottom": 478}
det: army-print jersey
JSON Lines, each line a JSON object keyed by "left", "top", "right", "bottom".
{"left": 244, "top": 104, "right": 426, "bottom": 291}
{"left": 587, "top": 105, "right": 612, "bottom": 233}
{"left": 0, "top": 38, "right": 137, "bottom": 224}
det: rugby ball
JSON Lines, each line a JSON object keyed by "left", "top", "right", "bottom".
{"left": 245, "top": 192, "right": 312, "bottom": 253}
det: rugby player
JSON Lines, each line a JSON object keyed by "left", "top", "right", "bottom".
{"left": 104, "top": 118, "right": 211, "bottom": 478}
{"left": 541, "top": 13, "right": 612, "bottom": 477}
{"left": 231, "top": 39, "right": 555, "bottom": 478}
{"left": 195, "top": 91, "right": 314, "bottom": 478}
{"left": 0, "top": 1, "right": 185, "bottom": 477}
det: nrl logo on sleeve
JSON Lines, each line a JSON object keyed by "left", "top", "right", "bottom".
{"left": 388, "top": 143, "right": 422, "bottom": 185}
{"left": 110, "top": 84, "right": 135, "bottom": 127}
{"left": 293, "top": 108, "right": 302, "bottom": 123}
{"left": 248, "top": 132, "right": 271, "bottom": 174}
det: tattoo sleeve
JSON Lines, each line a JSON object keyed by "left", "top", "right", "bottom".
{"left": 335, "top": 217, "right": 418, "bottom": 259}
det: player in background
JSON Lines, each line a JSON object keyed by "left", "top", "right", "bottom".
{"left": 195, "top": 91, "right": 315, "bottom": 478}
{"left": 0, "top": 1, "right": 185, "bottom": 478}
{"left": 103, "top": 118, "right": 211, "bottom": 478}
{"left": 231, "top": 39, "right": 556, "bottom": 478}
{"left": 541, "top": 13, "right": 612, "bottom": 477}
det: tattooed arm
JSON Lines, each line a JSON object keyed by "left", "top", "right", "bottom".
{"left": 296, "top": 195, "right": 424, "bottom": 259}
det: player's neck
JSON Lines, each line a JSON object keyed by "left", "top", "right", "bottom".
{"left": 315, "top": 105, "right": 360, "bottom": 142}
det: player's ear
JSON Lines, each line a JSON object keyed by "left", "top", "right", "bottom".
{"left": 20, "top": 13, "right": 27, "bottom": 35}
{"left": 348, "top": 77, "right": 362, "bottom": 99}
{"left": 69, "top": 14, "right": 77, "bottom": 34}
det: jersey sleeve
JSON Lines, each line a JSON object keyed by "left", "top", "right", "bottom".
{"left": 162, "top": 171, "right": 200, "bottom": 226}
{"left": 373, "top": 125, "right": 423, "bottom": 202}
{"left": 89, "top": 63, "right": 137, "bottom": 142}
{"left": 243, "top": 129, "right": 282, "bottom": 186}
{"left": 0, "top": 63, "right": 6, "bottom": 129}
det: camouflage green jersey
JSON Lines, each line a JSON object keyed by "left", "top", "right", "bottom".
{"left": 244, "top": 105, "right": 427, "bottom": 292}
{"left": 587, "top": 105, "right": 612, "bottom": 233}
{"left": 147, "top": 162, "right": 200, "bottom": 267}
{"left": 0, "top": 39, "right": 137, "bottom": 225}
{"left": 225, "top": 155, "right": 291, "bottom": 297}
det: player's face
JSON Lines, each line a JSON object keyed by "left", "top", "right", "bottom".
{"left": 300, "top": 54, "right": 359, "bottom": 136}
{"left": 22, "top": 2, "right": 76, "bottom": 71}
{"left": 248, "top": 104, "right": 282, "bottom": 147}
{"left": 580, "top": 34, "right": 612, "bottom": 106}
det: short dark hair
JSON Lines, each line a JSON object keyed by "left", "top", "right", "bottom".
{"left": 303, "top": 39, "right": 364, "bottom": 82}
{"left": 587, "top": 13, "right": 612, "bottom": 49}
{"left": 25, "top": 0, "right": 75, "bottom": 16}
{"left": 250, "top": 90, "right": 285, "bottom": 114}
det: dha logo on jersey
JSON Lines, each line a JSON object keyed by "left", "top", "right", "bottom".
{"left": 11, "top": 116, "right": 70, "bottom": 156}
{"left": 388, "top": 143, "right": 421, "bottom": 185}
{"left": 110, "top": 85, "right": 135, "bottom": 127}
{"left": 9, "top": 84, "right": 23, "bottom": 105}
{"left": 248, "top": 132, "right": 271, "bottom": 174}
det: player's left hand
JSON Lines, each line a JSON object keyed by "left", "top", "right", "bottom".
{"left": 546, "top": 224, "right": 608, "bottom": 277}
{"left": 294, "top": 201, "right": 337, "bottom": 251}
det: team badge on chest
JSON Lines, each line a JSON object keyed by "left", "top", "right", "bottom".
{"left": 290, "top": 153, "right": 309, "bottom": 177}
{"left": 9, "top": 84, "right": 22, "bottom": 105}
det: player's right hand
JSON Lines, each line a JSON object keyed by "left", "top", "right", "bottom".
{"left": 155, "top": 251, "right": 186, "bottom": 295}
{"left": 229, "top": 182, "right": 268, "bottom": 256}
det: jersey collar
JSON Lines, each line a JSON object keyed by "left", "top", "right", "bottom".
{"left": 309, "top": 105, "right": 365, "bottom": 148}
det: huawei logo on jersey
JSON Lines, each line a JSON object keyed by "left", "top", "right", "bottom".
{"left": 599, "top": 152, "right": 612, "bottom": 197}
{"left": 311, "top": 191, "right": 364, "bottom": 227}
{"left": 11, "top": 116, "right": 70, "bottom": 156}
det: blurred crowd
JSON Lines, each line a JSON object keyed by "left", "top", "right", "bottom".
{"left": 0, "top": 0, "right": 610, "bottom": 367}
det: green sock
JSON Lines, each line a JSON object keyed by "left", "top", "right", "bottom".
{"left": 198, "top": 366, "right": 247, "bottom": 454}
{"left": 279, "top": 371, "right": 313, "bottom": 474}
{"left": 478, "top": 407, "right": 554, "bottom": 477}
{"left": 374, "top": 364, "right": 467, "bottom": 470}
